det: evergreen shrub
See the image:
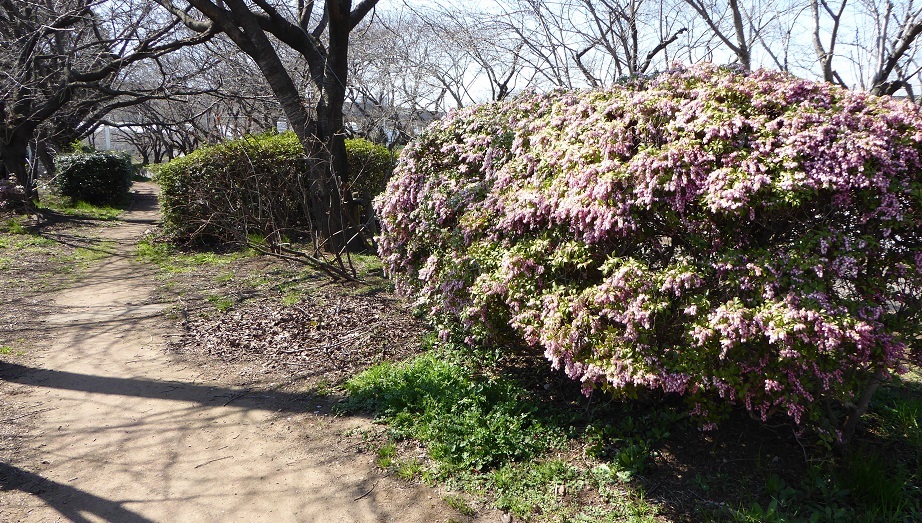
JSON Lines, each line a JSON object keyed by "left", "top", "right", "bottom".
{"left": 157, "top": 132, "right": 395, "bottom": 243}
{"left": 54, "top": 151, "right": 133, "bottom": 206}
{"left": 345, "top": 138, "right": 397, "bottom": 198}
{"left": 376, "top": 64, "right": 922, "bottom": 440}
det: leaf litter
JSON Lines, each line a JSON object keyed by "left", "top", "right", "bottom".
{"left": 171, "top": 286, "right": 429, "bottom": 385}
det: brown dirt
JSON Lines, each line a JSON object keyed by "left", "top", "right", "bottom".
{"left": 0, "top": 183, "right": 497, "bottom": 522}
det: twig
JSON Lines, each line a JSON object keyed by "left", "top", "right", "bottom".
{"left": 222, "top": 391, "right": 249, "bottom": 406}
{"left": 280, "top": 329, "right": 374, "bottom": 354}
{"left": 353, "top": 480, "right": 379, "bottom": 501}
{"left": 194, "top": 456, "right": 232, "bottom": 469}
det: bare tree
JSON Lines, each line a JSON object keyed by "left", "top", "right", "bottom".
{"left": 853, "top": 0, "right": 922, "bottom": 96}
{"left": 490, "top": 0, "right": 690, "bottom": 89}
{"left": 158, "top": 0, "right": 379, "bottom": 266}
{"left": 0, "top": 0, "right": 213, "bottom": 198}
{"left": 811, "top": 0, "right": 851, "bottom": 85}
{"left": 570, "top": 0, "right": 688, "bottom": 84}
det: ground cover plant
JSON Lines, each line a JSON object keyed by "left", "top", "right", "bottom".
{"left": 377, "top": 64, "right": 922, "bottom": 443}
{"left": 344, "top": 340, "right": 922, "bottom": 522}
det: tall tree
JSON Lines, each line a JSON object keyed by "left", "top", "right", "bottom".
{"left": 812, "top": 0, "right": 922, "bottom": 96}
{"left": 158, "top": 0, "right": 379, "bottom": 256}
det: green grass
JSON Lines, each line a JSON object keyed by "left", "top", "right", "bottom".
{"left": 345, "top": 349, "right": 566, "bottom": 473}
{"left": 1, "top": 218, "right": 29, "bottom": 235}
{"left": 444, "top": 494, "right": 476, "bottom": 517}
{"left": 342, "top": 342, "right": 667, "bottom": 520}
{"left": 0, "top": 345, "right": 19, "bottom": 356}
{"left": 205, "top": 294, "right": 234, "bottom": 312}
{"left": 215, "top": 271, "right": 236, "bottom": 283}
{"left": 136, "top": 239, "right": 249, "bottom": 273}
{"left": 395, "top": 458, "right": 423, "bottom": 480}
{"left": 73, "top": 242, "right": 116, "bottom": 263}
{"left": 376, "top": 442, "right": 397, "bottom": 468}
{"left": 0, "top": 234, "right": 56, "bottom": 250}
{"left": 38, "top": 194, "right": 123, "bottom": 220}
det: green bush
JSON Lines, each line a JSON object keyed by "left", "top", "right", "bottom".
{"left": 54, "top": 151, "right": 132, "bottom": 206}
{"left": 156, "top": 132, "right": 395, "bottom": 243}
{"left": 156, "top": 132, "right": 306, "bottom": 243}
{"left": 344, "top": 138, "right": 397, "bottom": 198}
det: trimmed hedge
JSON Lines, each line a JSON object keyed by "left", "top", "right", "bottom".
{"left": 54, "top": 151, "right": 133, "bottom": 206}
{"left": 156, "top": 132, "right": 395, "bottom": 242}
{"left": 156, "top": 132, "right": 307, "bottom": 242}
{"left": 345, "top": 138, "right": 397, "bottom": 198}
{"left": 376, "top": 65, "right": 922, "bottom": 439}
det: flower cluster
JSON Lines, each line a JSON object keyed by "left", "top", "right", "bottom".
{"left": 0, "top": 175, "right": 27, "bottom": 211}
{"left": 376, "top": 65, "right": 922, "bottom": 437}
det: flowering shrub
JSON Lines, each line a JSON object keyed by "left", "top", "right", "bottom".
{"left": 376, "top": 65, "right": 922, "bottom": 441}
{"left": 0, "top": 175, "right": 28, "bottom": 211}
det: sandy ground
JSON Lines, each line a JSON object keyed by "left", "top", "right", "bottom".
{"left": 0, "top": 183, "right": 489, "bottom": 522}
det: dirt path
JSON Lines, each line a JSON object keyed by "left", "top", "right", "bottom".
{"left": 0, "top": 184, "right": 475, "bottom": 522}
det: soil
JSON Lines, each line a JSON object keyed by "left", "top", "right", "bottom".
{"left": 0, "top": 183, "right": 496, "bottom": 522}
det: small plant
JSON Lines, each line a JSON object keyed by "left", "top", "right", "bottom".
{"left": 215, "top": 271, "right": 235, "bottom": 283}
{"left": 206, "top": 294, "right": 234, "bottom": 312}
{"left": 2, "top": 218, "right": 28, "bottom": 234}
{"left": 377, "top": 442, "right": 397, "bottom": 468}
{"left": 840, "top": 450, "right": 910, "bottom": 516}
{"left": 396, "top": 458, "right": 423, "bottom": 480}
{"left": 444, "top": 494, "right": 476, "bottom": 517}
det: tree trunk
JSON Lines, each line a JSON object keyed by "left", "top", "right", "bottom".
{"left": 35, "top": 140, "right": 55, "bottom": 186}
{"left": 0, "top": 136, "right": 36, "bottom": 200}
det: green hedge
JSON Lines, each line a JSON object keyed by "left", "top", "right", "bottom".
{"left": 156, "top": 132, "right": 395, "bottom": 243}
{"left": 344, "top": 138, "right": 397, "bottom": 198}
{"left": 54, "top": 151, "right": 133, "bottom": 206}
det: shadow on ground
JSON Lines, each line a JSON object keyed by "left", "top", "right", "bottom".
{"left": 0, "top": 462, "right": 155, "bottom": 523}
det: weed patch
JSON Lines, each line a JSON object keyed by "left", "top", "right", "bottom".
{"left": 342, "top": 344, "right": 672, "bottom": 520}
{"left": 345, "top": 349, "right": 565, "bottom": 473}
{"left": 343, "top": 340, "right": 922, "bottom": 521}
{"left": 205, "top": 294, "right": 234, "bottom": 312}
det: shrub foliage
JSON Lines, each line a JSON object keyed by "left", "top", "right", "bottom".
{"left": 344, "top": 138, "right": 397, "bottom": 199}
{"left": 54, "top": 151, "right": 133, "bottom": 206}
{"left": 376, "top": 65, "right": 922, "bottom": 440}
{"left": 157, "top": 132, "right": 395, "bottom": 243}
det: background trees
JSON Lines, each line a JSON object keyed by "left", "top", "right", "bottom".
{"left": 0, "top": 0, "right": 214, "bottom": 198}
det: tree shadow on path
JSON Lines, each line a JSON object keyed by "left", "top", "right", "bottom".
{"left": 0, "top": 462, "right": 154, "bottom": 523}
{"left": 0, "top": 361, "right": 320, "bottom": 414}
